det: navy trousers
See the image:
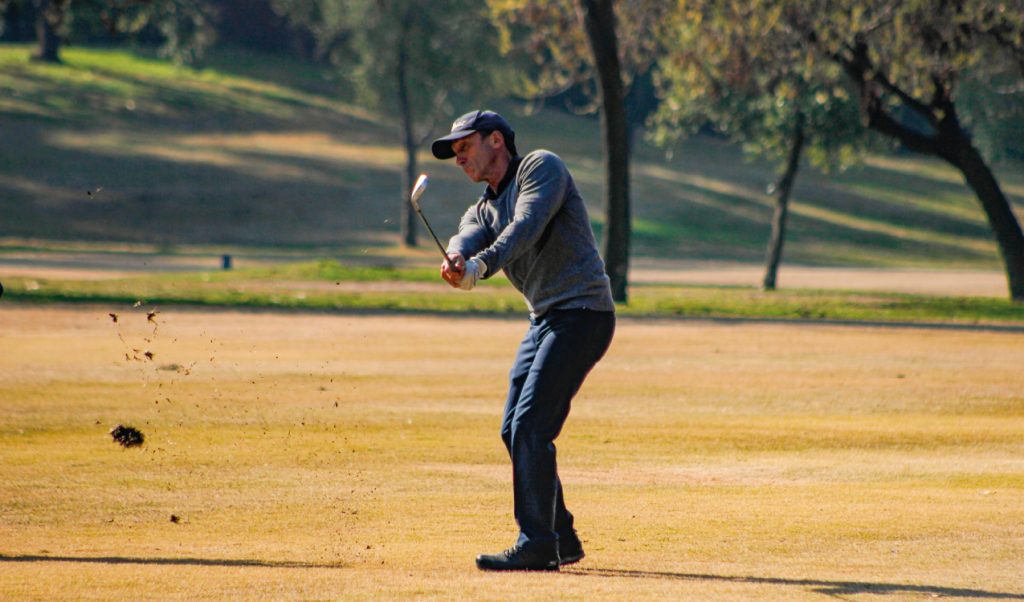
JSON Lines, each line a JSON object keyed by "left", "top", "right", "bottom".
{"left": 500, "top": 308, "right": 615, "bottom": 551}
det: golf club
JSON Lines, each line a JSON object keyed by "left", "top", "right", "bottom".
{"left": 409, "top": 173, "right": 457, "bottom": 271}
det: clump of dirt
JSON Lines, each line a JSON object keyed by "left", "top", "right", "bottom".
{"left": 110, "top": 424, "right": 145, "bottom": 448}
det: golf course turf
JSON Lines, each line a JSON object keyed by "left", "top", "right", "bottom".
{"left": 1, "top": 305, "right": 1021, "bottom": 600}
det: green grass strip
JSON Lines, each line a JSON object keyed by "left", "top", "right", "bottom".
{"left": 3, "top": 260, "right": 1022, "bottom": 326}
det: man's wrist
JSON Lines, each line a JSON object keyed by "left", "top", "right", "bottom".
{"left": 458, "top": 258, "right": 484, "bottom": 290}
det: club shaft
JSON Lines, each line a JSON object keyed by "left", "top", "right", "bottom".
{"left": 414, "top": 209, "right": 454, "bottom": 268}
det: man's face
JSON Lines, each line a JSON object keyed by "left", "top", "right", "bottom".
{"left": 452, "top": 131, "right": 500, "bottom": 184}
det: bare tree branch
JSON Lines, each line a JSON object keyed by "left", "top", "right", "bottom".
{"left": 844, "top": 41, "right": 940, "bottom": 126}
{"left": 864, "top": 97, "right": 946, "bottom": 160}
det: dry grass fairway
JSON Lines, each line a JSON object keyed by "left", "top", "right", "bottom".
{"left": 1, "top": 305, "right": 1022, "bottom": 601}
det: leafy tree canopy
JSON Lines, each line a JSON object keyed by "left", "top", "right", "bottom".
{"left": 487, "top": 0, "right": 667, "bottom": 113}
{"left": 274, "top": 0, "right": 506, "bottom": 128}
{"left": 0, "top": 0, "right": 216, "bottom": 65}
{"left": 651, "top": 2, "right": 881, "bottom": 173}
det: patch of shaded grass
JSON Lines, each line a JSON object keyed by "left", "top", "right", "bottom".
{"left": 2, "top": 44, "right": 1023, "bottom": 270}
{"left": 0, "top": 44, "right": 373, "bottom": 128}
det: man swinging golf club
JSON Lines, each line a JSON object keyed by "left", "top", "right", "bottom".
{"left": 432, "top": 110, "right": 616, "bottom": 571}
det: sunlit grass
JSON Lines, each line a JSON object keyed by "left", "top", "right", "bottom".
{"left": 3, "top": 260, "right": 1023, "bottom": 325}
{"left": 0, "top": 306, "right": 1021, "bottom": 600}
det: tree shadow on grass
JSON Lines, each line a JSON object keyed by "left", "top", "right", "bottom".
{"left": 0, "top": 554, "right": 344, "bottom": 570}
{"left": 565, "top": 567, "right": 1024, "bottom": 599}
{"left": 0, "top": 118, "right": 403, "bottom": 247}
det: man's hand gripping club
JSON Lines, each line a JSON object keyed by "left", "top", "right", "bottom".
{"left": 441, "top": 252, "right": 486, "bottom": 290}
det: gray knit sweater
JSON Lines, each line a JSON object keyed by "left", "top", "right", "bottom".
{"left": 446, "top": 150, "right": 615, "bottom": 317}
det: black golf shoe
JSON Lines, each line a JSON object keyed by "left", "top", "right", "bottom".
{"left": 558, "top": 533, "right": 585, "bottom": 566}
{"left": 475, "top": 544, "right": 559, "bottom": 571}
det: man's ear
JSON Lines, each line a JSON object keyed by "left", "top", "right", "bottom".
{"left": 488, "top": 131, "right": 505, "bottom": 150}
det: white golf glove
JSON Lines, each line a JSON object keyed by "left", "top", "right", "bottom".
{"left": 458, "top": 257, "right": 487, "bottom": 290}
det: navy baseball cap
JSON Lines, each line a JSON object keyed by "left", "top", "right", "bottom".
{"left": 431, "top": 110, "right": 517, "bottom": 159}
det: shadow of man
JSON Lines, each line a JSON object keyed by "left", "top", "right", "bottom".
{"left": 565, "top": 567, "right": 1024, "bottom": 600}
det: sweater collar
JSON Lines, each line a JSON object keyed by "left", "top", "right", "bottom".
{"left": 483, "top": 156, "right": 522, "bottom": 200}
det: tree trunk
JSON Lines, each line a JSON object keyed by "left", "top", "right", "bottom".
{"left": 867, "top": 100, "right": 1024, "bottom": 302}
{"left": 831, "top": 40, "right": 1024, "bottom": 303}
{"left": 577, "top": 0, "right": 631, "bottom": 303}
{"left": 33, "top": 0, "right": 65, "bottom": 63}
{"left": 762, "top": 112, "right": 805, "bottom": 291}
{"left": 395, "top": 11, "right": 417, "bottom": 248}
{"left": 947, "top": 139, "right": 1024, "bottom": 302}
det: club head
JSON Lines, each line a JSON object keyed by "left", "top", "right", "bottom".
{"left": 410, "top": 173, "right": 429, "bottom": 209}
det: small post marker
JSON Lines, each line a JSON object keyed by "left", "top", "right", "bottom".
{"left": 222, "top": 254, "right": 233, "bottom": 270}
